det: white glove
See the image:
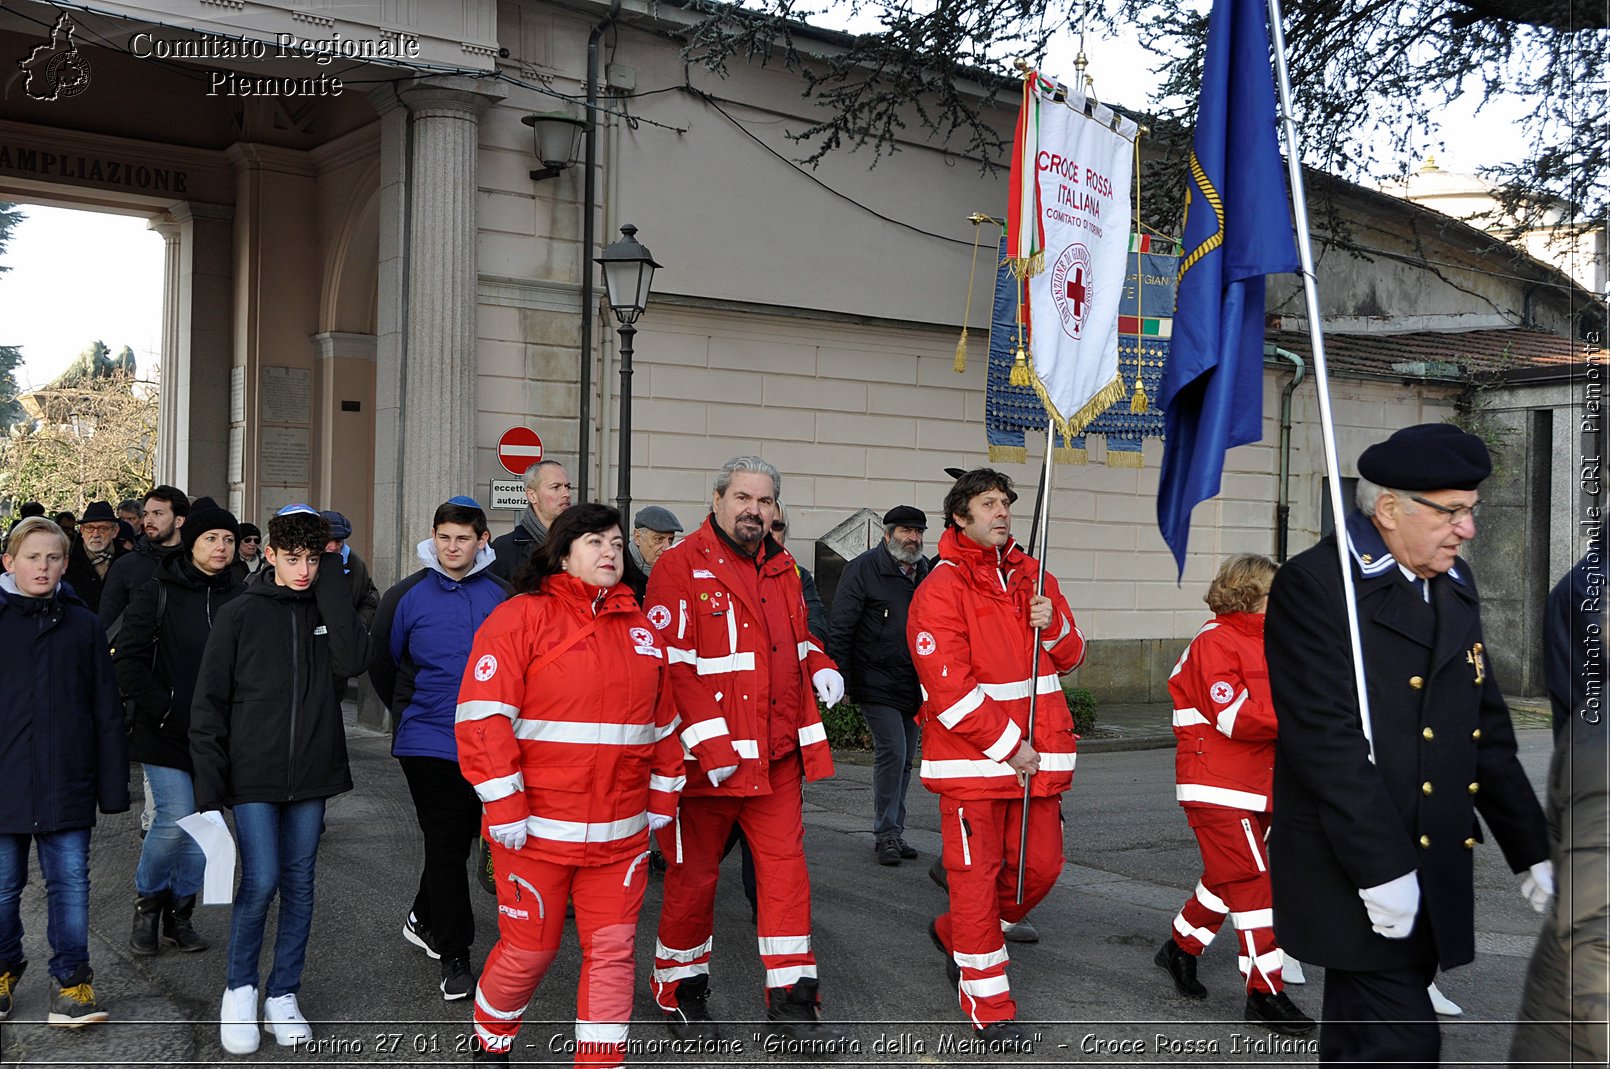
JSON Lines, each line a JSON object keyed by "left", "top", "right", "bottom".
{"left": 200, "top": 810, "right": 228, "bottom": 832}
{"left": 648, "top": 813, "right": 673, "bottom": 833}
{"left": 1358, "top": 871, "right": 1420, "bottom": 939}
{"left": 1521, "top": 860, "right": 1556, "bottom": 914}
{"left": 812, "top": 668, "right": 845, "bottom": 709}
{"left": 488, "top": 819, "right": 528, "bottom": 852}
{"left": 706, "top": 764, "right": 738, "bottom": 787}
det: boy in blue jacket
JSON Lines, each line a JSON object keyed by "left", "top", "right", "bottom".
{"left": 369, "top": 496, "right": 509, "bottom": 1001}
{"left": 0, "top": 517, "right": 130, "bottom": 1027}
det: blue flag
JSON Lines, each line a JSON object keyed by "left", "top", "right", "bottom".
{"left": 1157, "top": 0, "right": 1299, "bottom": 578}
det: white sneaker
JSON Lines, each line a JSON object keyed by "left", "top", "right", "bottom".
{"left": 263, "top": 992, "right": 314, "bottom": 1046}
{"left": 219, "top": 985, "right": 260, "bottom": 1055}
{"left": 1427, "top": 982, "right": 1463, "bottom": 1017}
{"left": 1282, "top": 957, "right": 1306, "bottom": 985}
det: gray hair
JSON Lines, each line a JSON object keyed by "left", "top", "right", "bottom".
{"left": 713, "top": 456, "right": 781, "bottom": 500}
{"left": 522, "top": 459, "right": 566, "bottom": 491}
{"left": 1356, "top": 478, "right": 1415, "bottom": 517}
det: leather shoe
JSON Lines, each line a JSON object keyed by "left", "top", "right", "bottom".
{"left": 975, "top": 1019, "right": 1030, "bottom": 1044}
{"left": 1154, "top": 939, "right": 1207, "bottom": 999}
{"left": 895, "top": 837, "right": 919, "bottom": 859}
{"left": 1245, "top": 990, "right": 1317, "bottom": 1036}
{"left": 929, "top": 856, "right": 949, "bottom": 892}
{"left": 928, "top": 919, "right": 960, "bottom": 987}
{"left": 1001, "top": 916, "right": 1039, "bottom": 943}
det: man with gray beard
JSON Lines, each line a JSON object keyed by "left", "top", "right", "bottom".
{"left": 828, "top": 506, "right": 931, "bottom": 865}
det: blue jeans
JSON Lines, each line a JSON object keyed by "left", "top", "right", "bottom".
{"left": 0, "top": 829, "right": 91, "bottom": 982}
{"left": 861, "top": 702, "right": 921, "bottom": 836}
{"left": 135, "top": 764, "right": 205, "bottom": 898}
{"left": 227, "top": 799, "right": 325, "bottom": 996}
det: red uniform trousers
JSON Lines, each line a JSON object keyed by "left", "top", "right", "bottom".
{"left": 1168, "top": 807, "right": 1284, "bottom": 994}
{"left": 931, "top": 795, "right": 1064, "bottom": 1027}
{"left": 652, "top": 750, "right": 816, "bottom": 1010}
{"left": 472, "top": 845, "right": 650, "bottom": 1067}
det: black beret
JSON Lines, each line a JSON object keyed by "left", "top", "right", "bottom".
{"left": 882, "top": 505, "right": 928, "bottom": 530}
{"left": 1357, "top": 423, "right": 1491, "bottom": 491}
{"left": 943, "top": 467, "right": 968, "bottom": 480}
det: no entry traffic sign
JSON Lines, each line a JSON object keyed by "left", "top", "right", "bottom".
{"left": 496, "top": 427, "right": 543, "bottom": 476}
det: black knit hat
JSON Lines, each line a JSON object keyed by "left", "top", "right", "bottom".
{"left": 1357, "top": 424, "right": 1491, "bottom": 491}
{"left": 181, "top": 506, "right": 241, "bottom": 552}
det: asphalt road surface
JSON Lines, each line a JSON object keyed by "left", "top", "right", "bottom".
{"left": 0, "top": 716, "right": 1556, "bottom": 1067}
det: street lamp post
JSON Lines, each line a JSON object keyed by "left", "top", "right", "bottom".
{"left": 594, "top": 223, "right": 661, "bottom": 524}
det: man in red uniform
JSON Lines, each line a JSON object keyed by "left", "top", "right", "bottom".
{"left": 1155, "top": 553, "right": 1315, "bottom": 1035}
{"left": 645, "top": 456, "right": 845, "bottom": 1042}
{"left": 908, "top": 468, "right": 1085, "bottom": 1042}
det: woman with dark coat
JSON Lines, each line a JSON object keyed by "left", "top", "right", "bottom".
{"left": 113, "top": 505, "right": 245, "bottom": 957}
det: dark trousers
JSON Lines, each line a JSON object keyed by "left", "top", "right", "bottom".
{"left": 399, "top": 756, "right": 483, "bottom": 959}
{"left": 860, "top": 702, "right": 920, "bottom": 836}
{"left": 1320, "top": 961, "right": 1440, "bottom": 1066}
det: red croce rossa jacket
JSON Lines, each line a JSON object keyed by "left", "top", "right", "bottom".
{"left": 907, "top": 527, "right": 1086, "bottom": 799}
{"left": 454, "top": 573, "right": 683, "bottom": 867}
{"left": 1168, "top": 612, "right": 1278, "bottom": 813}
{"left": 643, "top": 517, "right": 836, "bottom": 798}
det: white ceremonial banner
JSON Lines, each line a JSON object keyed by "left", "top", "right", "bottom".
{"left": 1025, "top": 89, "right": 1137, "bottom": 437}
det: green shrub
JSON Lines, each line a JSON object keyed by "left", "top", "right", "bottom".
{"left": 819, "top": 699, "right": 873, "bottom": 751}
{"left": 1064, "top": 685, "right": 1098, "bottom": 736}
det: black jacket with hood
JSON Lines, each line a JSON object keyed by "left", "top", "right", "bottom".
{"left": 115, "top": 552, "right": 246, "bottom": 771}
{"left": 189, "top": 553, "right": 370, "bottom": 810}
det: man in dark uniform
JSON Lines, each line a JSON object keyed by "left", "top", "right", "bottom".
{"left": 1265, "top": 423, "right": 1552, "bottom": 1066}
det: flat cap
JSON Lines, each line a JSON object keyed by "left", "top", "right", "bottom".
{"left": 320, "top": 510, "right": 353, "bottom": 541}
{"left": 882, "top": 505, "right": 928, "bottom": 530}
{"left": 634, "top": 505, "right": 683, "bottom": 533}
{"left": 80, "top": 500, "right": 117, "bottom": 524}
{"left": 1357, "top": 423, "right": 1491, "bottom": 491}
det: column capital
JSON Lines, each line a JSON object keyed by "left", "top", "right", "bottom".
{"left": 396, "top": 75, "right": 508, "bottom": 119}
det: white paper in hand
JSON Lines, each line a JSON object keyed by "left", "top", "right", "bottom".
{"left": 177, "top": 813, "right": 237, "bottom": 904}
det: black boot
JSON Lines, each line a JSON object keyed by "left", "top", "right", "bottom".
{"left": 664, "top": 973, "right": 719, "bottom": 1042}
{"left": 765, "top": 977, "right": 845, "bottom": 1044}
{"left": 1153, "top": 939, "right": 1207, "bottom": 999}
{"left": 162, "top": 894, "right": 208, "bottom": 953}
{"left": 130, "top": 891, "right": 167, "bottom": 956}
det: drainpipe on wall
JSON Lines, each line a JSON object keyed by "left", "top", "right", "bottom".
{"left": 577, "top": 0, "right": 621, "bottom": 504}
{"left": 1271, "top": 345, "right": 1306, "bottom": 562}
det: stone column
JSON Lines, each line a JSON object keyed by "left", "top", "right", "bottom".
{"left": 146, "top": 203, "right": 233, "bottom": 498}
{"left": 148, "top": 214, "right": 181, "bottom": 485}
{"left": 394, "top": 76, "right": 506, "bottom": 572}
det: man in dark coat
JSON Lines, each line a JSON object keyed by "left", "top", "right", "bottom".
{"left": 62, "top": 501, "right": 126, "bottom": 615}
{"left": 1265, "top": 423, "right": 1551, "bottom": 1066}
{"left": 99, "top": 485, "right": 188, "bottom": 627}
{"left": 827, "top": 505, "right": 930, "bottom": 865}
{"left": 623, "top": 505, "right": 682, "bottom": 605}
{"left": 489, "top": 461, "right": 571, "bottom": 582}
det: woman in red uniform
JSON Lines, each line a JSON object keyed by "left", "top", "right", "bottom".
{"left": 455, "top": 503, "right": 683, "bottom": 1065}
{"left": 1154, "top": 554, "right": 1315, "bottom": 1036}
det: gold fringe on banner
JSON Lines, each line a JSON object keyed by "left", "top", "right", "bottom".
{"left": 1007, "top": 251, "right": 1045, "bottom": 280}
{"left": 1054, "top": 446, "right": 1089, "bottom": 465}
{"left": 988, "top": 444, "right": 1029, "bottom": 465}
{"left": 1107, "top": 449, "right": 1145, "bottom": 468}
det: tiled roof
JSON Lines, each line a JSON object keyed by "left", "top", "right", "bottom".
{"left": 1266, "top": 327, "right": 1587, "bottom": 381}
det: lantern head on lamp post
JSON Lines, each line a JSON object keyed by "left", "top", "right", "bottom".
{"left": 594, "top": 223, "right": 662, "bottom": 521}
{"left": 521, "top": 111, "right": 587, "bottom": 181}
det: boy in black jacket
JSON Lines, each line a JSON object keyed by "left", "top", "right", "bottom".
{"left": 189, "top": 505, "right": 370, "bottom": 1055}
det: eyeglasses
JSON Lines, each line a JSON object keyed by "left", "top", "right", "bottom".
{"left": 770, "top": 522, "right": 787, "bottom": 533}
{"left": 1408, "top": 494, "right": 1480, "bottom": 526}
{"left": 241, "top": 536, "right": 260, "bottom": 544}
